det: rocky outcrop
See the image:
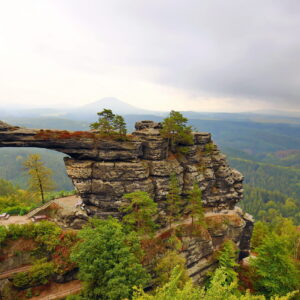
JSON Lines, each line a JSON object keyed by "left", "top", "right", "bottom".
{"left": 0, "top": 119, "right": 253, "bottom": 283}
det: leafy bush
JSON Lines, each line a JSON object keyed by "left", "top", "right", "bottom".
{"left": 13, "top": 272, "right": 31, "bottom": 289}
{"left": 29, "top": 260, "right": 55, "bottom": 286}
{"left": 33, "top": 221, "right": 61, "bottom": 252}
{"left": 13, "top": 260, "right": 55, "bottom": 288}
{"left": 3, "top": 221, "right": 61, "bottom": 252}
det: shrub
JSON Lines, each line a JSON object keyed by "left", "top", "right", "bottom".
{"left": 13, "top": 272, "right": 31, "bottom": 289}
{"left": 13, "top": 260, "right": 55, "bottom": 288}
{"left": 0, "top": 225, "right": 7, "bottom": 245}
{"left": 33, "top": 221, "right": 61, "bottom": 252}
{"left": 29, "top": 260, "right": 55, "bottom": 286}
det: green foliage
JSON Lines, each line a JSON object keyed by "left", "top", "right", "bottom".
{"left": 0, "top": 180, "right": 40, "bottom": 215}
{"left": 33, "top": 221, "right": 62, "bottom": 253}
{"left": 185, "top": 183, "right": 204, "bottom": 226}
{"left": 0, "top": 225, "right": 7, "bottom": 245}
{"left": 2, "top": 221, "right": 61, "bottom": 253}
{"left": 250, "top": 221, "right": 270, "bottom": 249}
{"left": 133, "top": 265, "right": 297, "bottom": 300}
{"left": 121, "top": 191, "right": 158, "bottom": 236}
{"left": 204, "top": 142, "right": 216, "bottom": 154}
{"left": 23, "top": 154, "right": 55, "bottom": 203}
{"left": 89, "top": 108, "right": 127, "bottom": 137}
{"left": 154, "top": 251, "right": 189, "bottom": 289}
{"left": 71, "top": 218, "right": 149, "bottom": 300}
{"left": 0, "top": 178, "right": 18, "bottom": 196}
{"left": 250, "top": 233, "right": 300, "bottom": 298}
{"left": 166, "top": 173, "right": 182, "bottom": 226}
{"left": 217, "top": 240, "right": 238, "bottom": 285}
{"left": 6, "top": 223, "right": 35, "bottom": 240}
{"left": 133, "top": 266, "right": 202, "bottom": 300}
{"left": 13, "top": 272, "right": 31, "bottom": 289}
{"left": 29, "top": 259, "right": 55, "bottom": 286}
{"left": 160, "top": 110, "right": 193, "bottom": 153}
{"left": 13, "top": 259, "right": 55, "bottom": 288}
{"left": 239, "top": 184, "right": 300, "bottom": 225}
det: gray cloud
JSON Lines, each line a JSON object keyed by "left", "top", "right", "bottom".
{"left": 63, "top": 0, "right": 300, "bottom": 108}
{"left": 1, "top": 0, "right": 300, "bottom": 111}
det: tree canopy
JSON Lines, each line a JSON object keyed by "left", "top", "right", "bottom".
{"left": 70, "top": 218, "right": 149, "bottom": 300}
{"left": 121, "top": 191, "right": 158, "bottom": 236}
{"left": 160, "top": 111, "right": 193, "bottom": 152}
{"left": 89, "top": 108, "right": 127, "bottom": 136}
{"left": 23, "top": 154, "right": 55, "bottom": 203}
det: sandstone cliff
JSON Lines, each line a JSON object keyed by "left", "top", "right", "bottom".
{"left": 0, "top": 119, "right": 253, "bottom": 283}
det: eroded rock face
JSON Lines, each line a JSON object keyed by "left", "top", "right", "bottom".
{"left": 60, "top": 122, "right": 244, "bottom": 218}
{"left": 0, "top": 119, "right": 253, "bottom": 283}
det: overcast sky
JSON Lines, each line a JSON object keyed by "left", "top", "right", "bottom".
{"left": 0, "top": 0, "right": 299, "bottom": 112}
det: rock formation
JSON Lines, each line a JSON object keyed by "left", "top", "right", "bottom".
{"left": 0, "top": 119, "right": 253, "bottom": 283}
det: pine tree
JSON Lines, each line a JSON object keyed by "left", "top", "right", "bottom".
{"left": 121, "top": 191, "right": 157, "bottom": 236}
{"left": 250, "top": 221, "right": 270, "bottom": 249}
{"left": 250, "top": 233, "right": 300, "bottom": 298}
{"left": 166, "top": 173, "right": 182, "bottom": 227}
{"left": 90, "top": 109, "right": 127, "bottom": 137}
{"left": 160, "top": 111, "right": 193, "bottom": 153}
{"left": 217, "top": 240, "right": 238, "bottom": 285}
{"left": 113, "top": 114, "right": 127, "bottom": 136}
{"left": 186, "top": 183, "right": 204, "bottom": 226}
{"left": 90, "top": 108, "right": 116, "bottom": 134}
{"left": 23, "top": 154, "right": 55, "bottom": 204}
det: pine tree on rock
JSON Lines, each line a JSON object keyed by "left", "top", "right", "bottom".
{"left": 113, "top": 114, "right": 127, "bottom": 136}
{"left": 166, "top": 173, "right": 182, "bottom": 227}
{"left": 160, "top": 110, "right": 193, "bottom": 153}
{"left": 90, "top": 108, "right": 116, "bottom": 134}
{"left": 90, "top": 108, "right": 127, "bottom": 137}
{"left": 121, "top": 191, "right": 157, "bottom": 236}
{"left": 23, "top": 154, "right": 55, "bottom": 204}
{"left": 217, "top": 240, "right": 238, "bottom": 285}
{"left": 186, "top": 183, "right": 204, "bottom": 226}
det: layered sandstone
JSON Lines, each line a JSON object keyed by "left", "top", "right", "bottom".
{"left": 0, "top": 119, "right": 253, "bottom": 282}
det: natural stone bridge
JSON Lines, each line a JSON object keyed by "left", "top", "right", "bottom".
{"left": 0, "top": 119, "right": 253, "bottom": 283}
{"left": 0, "top": 120, "right": 243, "bottom": 216}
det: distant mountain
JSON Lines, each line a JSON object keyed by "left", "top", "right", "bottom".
{"left": 0, "top": 97, "right": 163, "bottom": 120}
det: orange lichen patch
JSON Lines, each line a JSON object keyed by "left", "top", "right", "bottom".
{"left": 205, "top": 215, "right": 226, "bottom": 230}
{"left": 176, "top": 223, "right": 210, "bottom": 240}
{"left": 167, "top": 152, "right": 177, "bottom": 161}
{"left": 35, "top": 129, "right": 96, "bottom": 140}
{"left": 205, "top": 214, "right": 243, "bottom": 230}
{"left": 141, "top": 236, "right": 167, "bottom": 266}
{"left": 237, "top": 264, "right": 256, "bottom": 293}
{"left": 35, "top": 129, "right": 134, "bottom": 141}
{"left": 52, "top": 231, "right": 78, "bottom": 274}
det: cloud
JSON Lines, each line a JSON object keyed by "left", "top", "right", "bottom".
{"left": 0, "top": 0, "right": 300, "bottom": 111}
